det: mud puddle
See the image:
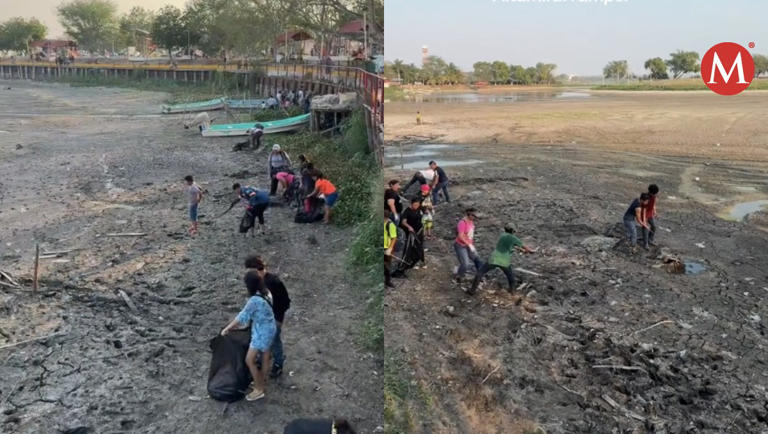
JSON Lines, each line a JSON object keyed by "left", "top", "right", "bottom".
{"left": 684, "top": 261, "right": 707, "bottom": 275}
{"left": 728, "top": 199, "right": 768, "bottom": 221}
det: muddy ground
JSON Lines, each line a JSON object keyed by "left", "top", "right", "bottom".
{"left": 0, "top": 80, "right": 382, "bottom": 433}
{"left": 384, "top": 92, "right": 768, "bottom": 433}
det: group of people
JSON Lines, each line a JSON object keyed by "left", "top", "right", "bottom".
{"left": 265, "top": 88, "right": 312, "bottom": 113}
{"left": 384, "top": 159, "right": 539, "bottom": 295}
{"left": 383, "top": 160, "right": 450, "bottom": 288}
{"left": 623, "top": 184, "right": 660, "bottom": 252}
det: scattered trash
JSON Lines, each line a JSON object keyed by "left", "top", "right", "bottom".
{"left": 694, "top": 242, "right": 705, "bottom": 248}
{"left": 15, "top": 144, "right": 23, "bottom": 150}
{"left": 187, "top": 396, "right": 202, "bottom": 401}
{"left": 694, "top": 177, "right": 700, "bottom": 181}
{"left": 748, "top": 314, "right": 761, "bottom": 323}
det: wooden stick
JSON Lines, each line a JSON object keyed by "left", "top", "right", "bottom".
{"left": 515, "top": 267, "right": 542, "bottom": 277}
{"left": 105, "top": 233, "right": 147, "bottom": 237}
{"left": 33, "top": 244, "right": 39, "bottom": 292}
{"left": 118, "top": 290, "right": 139, "bottom": 314}
{"left": 0, "top": 332, "right": 66, "bottom": 351}
{"left": 0, "top": 271, "right": 19, "bottom": 287}
{"left": 481, "top": 365, "right": 501, "bottom": 384}
{"left": 41, "top": 249, "right": 74, "bottom": 256}
{"left": 592, "top": 365, "right": 647, "bottom": 373}
{"left": 633, "top": 320, "right": 675, "bottom": 335}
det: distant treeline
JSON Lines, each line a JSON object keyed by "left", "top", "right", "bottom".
{"left": 604, "top": 50, "right": 768, "bottom": 80}
{"left": 384, "top": 56, "right": 564, "bottom": 85}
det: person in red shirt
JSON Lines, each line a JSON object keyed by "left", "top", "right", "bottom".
{"left": 307, "top": 170, "right": 339, "bottom": 224}
{"left": 644, "top": 184, "right": 659, "bottom": 247}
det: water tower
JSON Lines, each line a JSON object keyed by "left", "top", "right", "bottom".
{"left": 421, "top": 45, "right": 429, "bottom": 66}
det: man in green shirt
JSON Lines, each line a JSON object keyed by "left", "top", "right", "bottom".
{"left": 469, "top": 223, "right": 534, "bottom": 295}
{"left": 384, "top": 214, "right": 398, "bottom": 288}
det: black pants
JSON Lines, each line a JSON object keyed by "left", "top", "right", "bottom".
{"left": 402, "top": 172, "right": 427, "bottom": 194}
{"left": 470, "top": 262, "right": 516, "bottom": 293}
{"left": 384, "top": 255, "right": 393, "bottom": 286}
{"left": 242, "top": 204, "right": 268, "bottom": 232}
{"left": 249, "top": 131, "right": 263, "bottom": 150}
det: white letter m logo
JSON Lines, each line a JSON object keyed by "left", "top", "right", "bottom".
{"left": 708, "top": 52, "right": 748, "bottom": 84}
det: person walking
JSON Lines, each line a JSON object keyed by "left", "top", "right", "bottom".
{"left": 469, "top": 223, "right": 534, "bottom": 295}
{"left": 624, "top": 192, "right": 651, "bottom": 252}
{"left": 429, "top": 161, "right": 450, "bottom": 205}
{"left": 267, "top": 144, "right": 292, "bottom": 196}
{"left": 454, "top": 208, "right": 482, "bottom": 283}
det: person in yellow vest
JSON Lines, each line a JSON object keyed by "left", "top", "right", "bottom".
{"left": 384, "top": 213, "right": 398, "bottom": 288}
{"left": 416, "top": 111, "right": 422, "bottom": 125}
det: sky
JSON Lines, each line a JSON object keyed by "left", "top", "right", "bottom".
{"left": 385, "top": 0, "right": 768, "bottom": 76}
{"left": 1, "top": 0, "right": 188, "bottom": 40}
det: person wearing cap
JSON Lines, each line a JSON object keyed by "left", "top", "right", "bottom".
{"left": 418, "top": 184, "right": 434, "bottom": 240}
{"left": 454, "top": 208, "right": 482, "bottom": 283}
{"left": 468, "top": 224, "right": 534, "bottom": 295}
{"left": 267, "top": 144, "right": 292, "bottom": 196}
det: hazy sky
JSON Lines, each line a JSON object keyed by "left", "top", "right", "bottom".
{"left": 2, "top": 0, "right": 188, "bottom": 40}
{"left": 385, "top": 0, "right": 768, "bottom": 76}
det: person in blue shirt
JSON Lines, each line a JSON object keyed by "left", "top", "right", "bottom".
{"left": 232, "top": 183, "right": 270, "bottom": 235}
{"left": 220, "top": 270, "right": 277, "bottom": 401}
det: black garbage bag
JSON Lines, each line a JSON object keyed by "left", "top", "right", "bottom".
{"left": 391, "top": 233, "right": 422, "bottom": 278}
{"left": 207, "top": 329, "right": 252, "bottom": 402}
{"left": 294, "top": 197, "right": 325, "bottom": 224}
{"left": 239, "top": 210, "right": 255, "bottom": 233}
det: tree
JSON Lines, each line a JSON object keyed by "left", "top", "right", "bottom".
{"left": 152, "top": 5, "right": 187, "bottom": 62}
{"left": 603, "top": 60, "right": 628, "bottom": 80}
{"left": 421, "top": 55, "right": 448, "bottom": 84}
{"left": 444, "top": 62, "right": 465, "bottom": 85}
{"left": 0, "top": 17, "right": 47, "bottom": 54}
{"left": 666, "top": 50, "right": 699, "bottom": 79}
{"left": 752, "top": 54, "right": 768, "bottom": 78}
{"left": 57, "top": 0, "right": 118, "bottom": 52}
{"left": 510, "top": 64, "right": 532, "bottom": 85}
{"left": 491, "top": 60, "right": 510, "bottom": 85}
{"left": 472, "top": 61, "right": 493, "bottom": 83}
{"left": 644, "top": 57, "right": 668, "bottom": 80}
{"left": 535, "top": 62, "right": 557, "bottom": 85}
{"left": 118, "top": 7, "right": 154, "bottom": 51}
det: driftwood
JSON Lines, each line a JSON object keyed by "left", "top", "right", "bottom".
{"left": 0, "top": 271, "right": 20, "bottom": 287}
{"left": 481, "top": 365, "right": 501, "bottom": 384}
{"left": 105, "top": 233, "right": 147, "bottom": 237}
{"left": 33, "top": 244, "right": 40, "bottom": 292}
{"left": 515, "top": 267, "right": 542, "bottom": 277}
{"left": 118, "top": 290, "right": 139, "bottom": 314}
{"left": 633, "top": 320, "right": 675, "bottom": 335}
{"left": 0, "top": 332, "right": 66, "bottom": 351}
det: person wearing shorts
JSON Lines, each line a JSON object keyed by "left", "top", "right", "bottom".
{"left": 307, "top": 170, "right": 339, "bottom": 224}
{"left": 220, "top": 271, "right": 276, "bottom": 401}
{"left": 184, "top": 175, "right": 203, "bottom": 236}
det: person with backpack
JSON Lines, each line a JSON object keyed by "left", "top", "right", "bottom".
{"left": 220, "top": 270, "right": 276, "bottom": 401}
{"left": 245, "top": 255, "right": 291, "bottom": 378}
{"left": 268, "top": 144, "right": 292, "bottom": 196}
{"left": 233, "top": 183, "right": 270, "bottom": 235}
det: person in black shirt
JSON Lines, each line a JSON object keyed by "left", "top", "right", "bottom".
{"left": 384, "top": 180, "right": 403, "bottom": 223}
{"left": 245, "top": 255, "right": 291, "bottom": 378}
{"left": 399, "top": 197, "right": 425, "bottom": 268}
{"left": 429, "top": 161, "right": 450, "bottom": 205}
{"left": 623, "top": 193, "right": 651, "bottom": 252}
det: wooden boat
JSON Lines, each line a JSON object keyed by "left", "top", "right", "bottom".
{"left": 161, "top": 97, "right": 225, "bottom": 114}
{"left": 201, "top": 113, "right": 310, "bottom": 137}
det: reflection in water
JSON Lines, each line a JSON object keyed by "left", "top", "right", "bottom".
{"left": 407, "top": 91, "right": 591, "bottom": 104}
{"left": 394, "top": 159, "right": 484, "bottom": 170}
{"left": 684, "top": 261, "right": 707, "bottom": 275}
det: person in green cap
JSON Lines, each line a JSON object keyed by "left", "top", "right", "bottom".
{"left": 468, "top": 223, "right": 534, "bottom": 295}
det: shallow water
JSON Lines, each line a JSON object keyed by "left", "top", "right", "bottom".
{"left": 407, "top": 91, "right": 591, "bottom": 104}
{"left": 684, "top": 261, "right": 707, "bottom": 275}
{"left": 729, "top": 200, "right": 768, "bottom": 220}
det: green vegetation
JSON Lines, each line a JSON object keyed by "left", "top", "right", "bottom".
{"left": 593, "top": 78, "right": 768, "bottom": 91}
{"left": 0, "top": 17, "right": 47, "bottom": 54}
{"left": 384, "top": 56, "right": 560, "bottom": 85}
{"left": 603, "top": 60, "right": 629, "bottom": 80}
{"left": 57, "top": 0, "right": 119, "bottom": 52}
{"left": 384, "top": 350, "right": 434, "bottom": 434}
{"left": 644, "top": 57, "right": 669, "bottom": 80}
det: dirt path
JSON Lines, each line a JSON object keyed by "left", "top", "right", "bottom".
{"left": 0, "top": 80, "right": 382, "bottom": 433}
{"left": 384, "top": 138, "right": 768, "bottom": 431}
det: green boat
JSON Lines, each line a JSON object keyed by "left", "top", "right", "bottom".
{"left": 201, "top": 113, "right": 310, "bottom": 137}
{"left": 161, "top": 97, "right": 226, "bottom": 114}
